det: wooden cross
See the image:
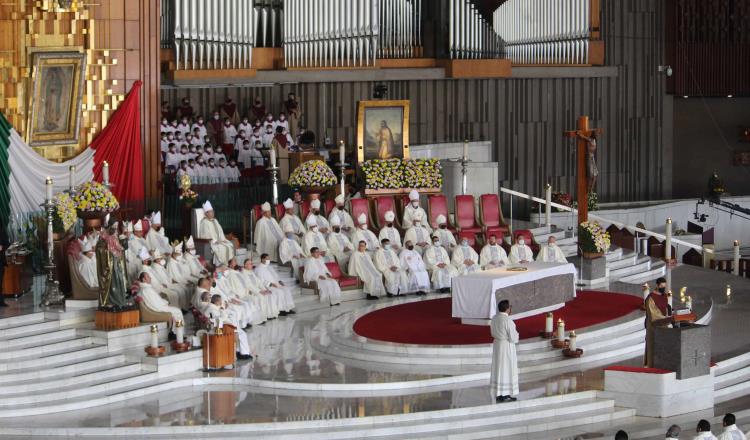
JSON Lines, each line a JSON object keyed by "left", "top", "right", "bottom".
{"left": 563, "top": 116, "right": 603, "bottom": 226}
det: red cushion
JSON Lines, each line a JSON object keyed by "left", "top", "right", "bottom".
{"left": 325, "top": 261, "right": 343, "bottom": 278}
{"left": 457, "top": 231, "right": 477, "bottom": 246}
{"left": 301, "top": 200, "right": 311, "bottom": 220}
{"left": 455, "top": 195, "right": 479, "bottom": 230}
{"left": 428, "top": 195, "right": 449, "bottom": 229}
{"left": 513, "top": 229, "right": 534, "bottom": 244}
{"left": 338, "top": 276, "right": 359, "bottom": 288}
{"left": 604, "top": 366, "right": 672, "bottom": 374}
{"left": 480, "top": 194, "right": 501, "bottom": 227}
{"left": 252, "top": 205, "right": 263, "bottom": 221}
{"left": 351, "top": 199, "right": 370, "bottom": 227}
{"left": 374, "top": 196, "right": 397, "bottom": 229}
{"left": 324, "top": 199, "right": 336, "bottom": 216}
{"left": 274, "top": 203, "right": 285, "bottom": 220}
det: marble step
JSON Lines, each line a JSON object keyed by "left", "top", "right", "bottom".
{"left": 0, "top": 312, "right": 45, "bottom": 330}
{"left": 0, "top": 353, "right": 127, "bottom": 384}
{"left": 0, "top": 335, "right": 95, "bottom": 361}
{"left": 608, "top": 257, "right": 652, "bottom": 280}
{"left": 0, "top": 328, "right": 78, "bottom": 351}
{"left": 606, "top": 252, "right": 639, "bottom": 270}
{"left": 714, "top": 363, "right": 750, "bottom": 391}
{"left": 715, "top": 351, "right": 750, "bottom": 376}
{"left": 605, "top": 247, "right": 625, "bottom": 262}
{"left": 0, "top": 360, "right": 143, "bottom": 395}
{"left": 0, "top": 344, "right": 108, "bottom": 373}
{"left": 617, "top": 263, "right": 667, "bottom": 285}
{"left": 0, "top": 319, "right": 61, "bottom": 339}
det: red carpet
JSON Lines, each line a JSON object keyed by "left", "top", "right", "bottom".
{"left": 352, "top": 291, "right": 643, "bottom": 345}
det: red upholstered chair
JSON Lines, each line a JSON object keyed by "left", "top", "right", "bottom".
{"left": 373, "top": 196, "right": 400, "bottom": 230}
{"left": 427, "top": 194, "right": 455, "bottom": 232}
{"left": 479, "top": 194, "right": 510, "bottom": 235}
{"left": 324, "top": 199, "right": 336, "bottom": 216}
{"left": 350, "top": 198, "right": 373, "bottom": 230}
{"left": 325, "top": 261, "right": 361, "bottom": 290}
{"left": 274, "top": 203, "right": 285, "bottom": 220}
{"left": 251, "top": 205, "right": 264, "bottom": 230}
{"left": 398, "top": 194, "right": 411, "bottom": 220}
{"left": 300, "top": 200, "right": 312, "bottom": 220}
{"left": 512, "top": 229, "right": 540, "bottom": 256}
{"left": 141, "top": 218, "right": 151, "bottom": 236}
{"left": 454, "top": 195, "right": 482, "bottom": 234}
{"left": 457, "top": 230, "right": 482, "bottom": 253}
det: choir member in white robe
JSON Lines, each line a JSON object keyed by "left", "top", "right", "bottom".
{"left": 205, "top": 294, "right": 253, "bottom": 359}
{"left": 303, "top": 248, "right": 342, "bottom": 305}
{"left": 254, "top": 202, "right": 284, "bottom": 262}
{"left": 327, "top": 216, "right": 353, "bottom": 269}
{"left": 145, "top": 211, "right": 173, "bottom": 256}
{"left": 352, "top": 214, "right": 380, "bottom": 252}
{"left": 137, "top": 272, "right": 184, "bottom": 326}
{"left": 303, "top": 216, "right": 331, "bottom": 260}
{"left": 378, "top": 211, "right": 402, "bottom": 251}
{"left": 509, "top": 236, "right": 534, "bottom": 264}
{"left": 151, "top": 250, "right": 191, "bottom": 310}
{"left": 490, "top": 300, "right": 519, "bottom": 402}
{"left": 402, "top": 190, "right": 432, "bottom": 233}
{"left": 451, "top": 239, "right": 481, "bottom": 275}
{"left": 348, "top": 241, "right": 386, "bottom": 300}
{"left": 480, "top": 235, "right": 510, "bottom": 269}
{"left": 328, "top": 194, "right": 355, "bottom": 237}
{"left": 256, "top": 253, "right": 296, "bottom": 314}
{"left": 424, "top": 236, "right": 458, "bottom": 293}
{"left": 537, "top": 236, "right": 568, "bottom": 263}
{"left": 404, "top": 211, "right": 432, "bottom": 256}
{"left": 434, "top": 215, "right": 457, "bottom": 255}
{"left": 279, "top": 198, "right": 305, "bottom": 242}
{"left": 184, "top": 236, "right": 208, "bottom": 279}
{"left": 168, "top": 242, "right": 198, "bottom": 285}
{"left": 76, "top": 238, "right": 99, "bottom": 289}
{"left": 305, "top": 199, "right": 330, "bottom": 235}
{"left": 279, "top": 226, "right": 305, "bottom": 280}
{"left": 399, "top": 241, "right": 431, "bottom": 295}
{"left": 375, "top": 238, "right": 410, "bottom": 296}
{"left": 199, "top": 201, "right": 235, "bottom": 266}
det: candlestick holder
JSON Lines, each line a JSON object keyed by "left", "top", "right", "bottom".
{"left": 171, "top": 340, "right": 192, "bottom": 353}
{"left": 539, "top": 331, "right": 554, "bottom": 339}
{"left": 39, "top": 198, "right": 65, "bottom": 307}
{"left": 145, "top": 345, "right": 166, "bottom": 357}
{"left": 446, "top": 157, "right": 472, "bottom": 195}
{"left": 551, "top": 338, "right": 569, "bottom": 349}
{"left": 335, "top": 161, "right": 348, "bottom": 196}
{"left": 562, "top": 348, "right": 584, "bottom": 358}
{"left": 266, "top": 165, "right": 280, "bottom": 205}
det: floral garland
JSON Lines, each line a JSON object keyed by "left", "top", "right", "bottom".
{"left": 362, "top": 158, "right": 443, "bottom": 190}
{"left": 362, "top": 159, "right": 403, "bottom": 189}
{"left": 578, "top": 220, "right": 611, "bottom": 253}
{"left": 403, "top": 159, "right": 442, "bottom": 189}
{"left": 288, "top": 160, "right": 337, "bottom": 188}
{"left": 73, "top": 182, "right": 120, "bottom": 213}
{"left": 52, "top": 192, "right": 78, "bottom": 233}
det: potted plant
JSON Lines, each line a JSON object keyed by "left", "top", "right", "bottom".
{"left": 578, "top": 220, "right": 610, "bottom": 259}
{"left": 288, "top": 160, "right": 338, "bottom": 196}
{"left": 72, "top": 182, "right": 120, "bottom": 230}
{"left": 52, "top": 192, "right": 77, "bottom": 240}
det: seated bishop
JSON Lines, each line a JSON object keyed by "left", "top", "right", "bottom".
{"left": 255, "top": 253, "right": 296, "bottom": 315}
{"left": 305, "top": 199, "right": 330, "bottom": 235}
{"left": 348, "top": 241, "right": 386, "bottom": 300}
{"left": 375, "top": 238, "right": 410, "bottom": 297}
{"left": 151, "top": 249, "right": 191, "bottom": 310}
{"left": 138, "top": 248, "right": 180, "bottom": 309}
{"left": 402, "top": 190, "right": 432, "bottom": 233}
{"left": 213, "top": 265, "right": 262, "bottom": 327}
{"left": 204, "top": 293, "right": 253, "bottom": 360}
{"left": 303, "top": 216, "right": 331, "bottom": 260}
{"left": 279, "top": 198, "right": 305, "bottom": 242}
{"left": 480, "top": 234, "right": 510, "bottom": 269}
{"left": 424, "top": 235, "right": 458, "bottom": 293}
{"left": 254, "top": 202, "right": 284, "bottom": 262}
{"left": 434, "top": 215, "right": 457, "bottom": 255}
{"left": 537, "top": 236, "right": 568, "bottom": 263}
{"left": 146, "top": 211, "right": 173, "bottom": 256}
{"left": 137, "top": 271, "right": 184, "bottom": 329}
{"left": 279, "top": 225, "right": 305, "bottom": 280}
{"left": 399, "top": 240, "right": 431, "bottom": 295}
{"left": 352, "top": 214, "right": 380, "bottom": 252}
{"left": 327, "top": 215, "right": 354, "bottom": 269}
{"left": 451, "top": 238, "right": 481, "bottom": 275}
{"left": 76, "top": 237, "right": 99, "bottom": 289}
{"left": 199, "top": 200, "right": 236, "bottom": 266}
{"left": 184, "top": 236, "right": 208, "bottom": 279}
{"left": 167, "top": 241, "right": 199, "bottom": 285}
{"left": 378, "top": 211, "right": 402, "bottom": 252}
{"left": 404, "top": 211, "right": 432, "bottom": 256}
{"left": 121, "top": 221, "right": 144, "bottom": 284}
{"left": 227, "top": 259, "right": 279, "bottom": 322}
{"left": 303, "top": 247, "right": 342, "bottom": 306}
{"left": 328, "top": 194, "right": 355, "bottom": 237}
{"left": 509, "top": 236, "right": 534, "bottom": 264}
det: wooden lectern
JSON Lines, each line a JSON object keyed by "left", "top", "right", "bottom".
{"left": 202, "top": 326, "right": 236, "bottom": 370}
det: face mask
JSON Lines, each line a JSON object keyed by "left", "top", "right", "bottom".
{"left": 158, "top": 260, "right": 166, "bottom": 267}
{"left": 384, "top": 244, "right": 391, "bottom": 250}
{"left": 433, "top": 241, "right": 440, "bottom": 247}
{"left": 440, "top": 224, "right": 447, "bottom": 229}
{"left": 262, "top": 261, "right": 270, "bottom": 266}
{"left": 411, "top": 202, "right": 419, "bottom": 208}
{"left": 462, "top": 240, "right": 469, "bottom": 247}
{"left": 310, "top": 226, "right": 318, "bottom": 232}
{"left": 414, "top": 221, "right": 421, "bottom": 226}
{"left": 188, "top": 249, "right": 196, "bottom": 255}
{"left": 216, "top": 272, "right": 223, "bottom": 280}
{"left": 518, "top": 240, "right": 525, "bottom": 246}
{"left": 658, "top": 287, "right": 666, "bottom": 294}
{"left": 280, "top": 116, "right": 286, "bottom": 120}
{"left": 214, "top": 115, "right": 220, "bottom": 120}
{"left": 360, "top": 225, "right": 367, "bottom": 230}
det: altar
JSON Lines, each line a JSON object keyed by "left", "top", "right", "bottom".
{"left": 451, "top": 262, "right": 577, "bottom": 325}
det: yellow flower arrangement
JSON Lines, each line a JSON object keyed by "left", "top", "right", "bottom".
{"left": 73, "top": 182, "right": 120, "bottom": 214}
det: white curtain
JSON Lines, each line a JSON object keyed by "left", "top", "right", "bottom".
{"left": 8, "top": 129, "right": 95, "bottom": 221}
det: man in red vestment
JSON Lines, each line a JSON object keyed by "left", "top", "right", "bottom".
{"left": 250, "top": 96, "right": 266, "bottom": 122}
{"left": 644, "top": 277, "right": 672, "bottom": 367}
{"left": 220, "top": 97, "right": 239, "bottom": 125}
{"left": 207, "top": 111, "right": 224, "bottom": 147}
{"left": 177, "top": 97, "right": 193, "bottom": 120}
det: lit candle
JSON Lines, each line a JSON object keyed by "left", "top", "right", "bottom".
{"left": 463, "top": 140, "right": 469, "bottom": 160}
{"left": 339, "top": 140, "right": 346, "bottom": 164}
{"left": 667, "top": 291, "right": 673, "bottom": 309}
{"left": 45, "top": 177, "right": 53, "bottom": 202}
{"left": 568, "top": 331, "right": 577, "bottom": 351}
{"left": 545, "top": 312, "right": 553, "bottom": 333}
{"left": 69, "top": 165, "right": 76, "bottom": 190}
{"left": 103, "top": 161, "right": 110, "bottom": 185}
{"left": 269, "top": 146, "right": 276, "bottom": 168}
{"left": 175, "top": 320, "right": 184, "bottom": 344}
{"left": 150, "top": 324, "right": 159, "bottom": 349}
{"left": 642, "top": 283, "right": 650, "bottom": 300}
{"left": 557, "top": 319, "right": 565, "bottom": 342}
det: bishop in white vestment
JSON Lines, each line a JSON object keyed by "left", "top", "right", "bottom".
{"left": 303, "top": 216, "right": 331, "bottom": 259}
{"left": 167, "top": 242, "right": 198, "bottom": 285}
{"left": 77, "top": 238, "right": 99, "bottom": 289}
{"left": 146, "top": 211, "right": 173, "bottom": 256}
{"left": 404, "top": 211, "right": 432, "bottom": 256}
{"left": 399, "top": 241, "right": 431, "bottom": 295}
{"left": 451, "top": 239, "right": 481, "bottom": 275}
{"left": 480, "top": 235, "right": 510, "bottom": 270}
{"left": 424, "top": 236, "right": 458, "bottom": 292}
{"left": 124, "top": 221, "right": 147, "bottom": 283}
{"left": 255, "top": 253, "right": 296, "bottom": 314}
{"left": 352, "top": 214, "right": 380, "bottom": 252}
{"left": 402, "top": 190, "right": 432, "bottom": 232}
{"left": 375, "top": 239, "right": 410, "bottom": 296}
{"left": 199, "top": 201, "right": 235, "bottom": 266}
{"left": 137, "top": 273, "right": 184, "bottom": 326}
{"left": 305, "top": 199, "right": 330, "bottom": 235}
{"left": 328, "top": 194, "right": 355, "bottom": 237}
{"left": 509, "top": 237, "right": 534, "bottom": 264}
{"left": 279, "top": 198, "right": 305, "bottom": 242}
{"left": 348, "top": 241, "right": 386, "bottom": 299}
{"left": 434, "top": 215, "right": 457, "bottom": 255}
{"left": 327, "top": 216, "right": 353, "bottom": 269}
{"left": 490, "top": 300, "right": 519, "bottom": 401}
{"left": 303, "top": 249, "right": 342, "bottom": 305}
{"left": 378, "top": 211, "right": 402, "bottom": 251}
{"left": 254, "top": 202, "right": 284, "bottom": 262}
{"left": 184, "top": 236, "right": 208, "bottom": 279}
{"left": 537, "top": 236, "right": 568, "bottom": 263}
{"left": 151, "top": 250, "right": 191, "bottom": 310}
{"left": 279, "top": 226, "right": 305, "bottom": 280}
{"left": 228, "top": 261, "right": 278, "bottom": 322}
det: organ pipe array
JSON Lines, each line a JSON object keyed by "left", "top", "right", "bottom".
{"left": 449, "top": 0, "right": 504, "bottom": 59}
{"left": 377, "top": 0, "right": 422, "bottom": 59}
{"left": 493, "top": 0, "right": 591, "bottom": 65}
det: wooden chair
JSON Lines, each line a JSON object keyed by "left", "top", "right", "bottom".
{"left": 454, "top": 195, "right": 482, "bottom": 235}
{"left": 512, "top": 229, "right": 541, "bottom": 256}
{"left": 427, "top": 194, "right": 456, "bottom": 232}
{"left": 478, "top": 194, "right": 510, "bottom": 236}
{"left": 372, "top": 196, "right": 400, "bottom": 230}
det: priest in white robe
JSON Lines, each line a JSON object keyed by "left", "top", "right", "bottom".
{"left": 303, "top": 216, "right": 331, "bottom": 260}
{"left": 352, "top": 214, "right": 379, "bottom": 252}
{"left": 537, "top": 236, "right": 568, "bottom": 263}
{"left": 399, "top": 240, "right": 431, "bottom": 295}
{"left": 123, "top": 221, "right": 146, "bottom": 284}
{"left": 402, "top": 190, "right": 432, "bottom": 233}
{"left": 509, "top": 236, "right": 534, "bottom": 264}
{"left": 327, "top": 216, "right": 353, "bottom": 269}
{"left": 145, "top": 211, "right": 173, "bottom": 256}
{"left": 348, "top": 241, "right": 386, "bottom": 300}
{"left": 227, "top": 261, "right": 277, "bottom": 323}
{"left": 254, "top": 202, "right": 284, "bottom": 262}
{"left": 151, "top": 250, "right": 191, "bottom": 310}
{"left": 77, "top": 238, "right": 99, "bottom": 289}
{"left": 184, "top": 236, "right": 208, "bottom": 279}
{"left": 403, "top": 211, "right": 432, "bottom": 256}
{"left": 434, "top": 215, "right": 457, "bottom": 255}
{"left": 256, "top": 253, "right": 296, "bottom": 314}
{"left": 303, "top": 247, "right": 342, "bottom": 306}
{"left": 375, "top": 238, "right": 410, "bottom": 296}
{"left": 490, "top": 300, "right": 519, "bottom": 402}
{"left": 213, "top": 265, "right": 258, "bottom": 327}
{"left": 279, "top": 225, "right": 305, "bottom": 280}
{"left": 279, "top": 198, "right": 305, "bottom": 242}
{"left": 137, "top": 272, "right": 184, "bottom": 327}
{"left": 424, "top": 235, "right": 458, "bottom": 293}
{"left": 204, "top": 294, "right": 253, "bottom": 360}
{"left": 328, "top": 194, "right": 355, "bottom": 237}
{"left": 451, "top": 238, "right": 481, "bottom": 275}
{"left": 199, "top": 200, "right": 235, "bottom": 266}
{"left": 167, "top": 241, "right": 198, "bottom": 284}
{"left": 305, "top": 199, "right": 330, "bottom": 235}
{"left": 480, "top": 234, "right": 510, "bottom": 270}
{"left": 378, "top": 211, "right": 402, "bottom": 251}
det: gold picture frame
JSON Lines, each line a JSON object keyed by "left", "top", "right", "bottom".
{"left": 27, "top": 51, "right": 86, "bottom": 147}
{"left": 356, "top": 99, "right": 410, "bottom": 163}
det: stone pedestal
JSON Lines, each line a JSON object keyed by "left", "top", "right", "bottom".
{"left": 580, "top": 256, "right": 607, "bottom": 281}
{"left": 653, "top": 324, "right": 711, "bottom": 379}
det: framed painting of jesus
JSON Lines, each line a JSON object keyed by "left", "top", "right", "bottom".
{"left": 27, "top": 52, "right": 86, "bottom": 147}
{"left": 356, "top": 100, "right": 410, "bottom": 163}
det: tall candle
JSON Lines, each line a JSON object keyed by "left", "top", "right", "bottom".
{"left": 103, "top": 161, "right": 110, "bottom": 185}
{"left": 568, "top": 331, "right": 577, "bottom": 351}
{"left": 175, "top": 320, "right": 184, "bottom": 344}
{"left": 150, "top": 324, "right": 159, "bottom": 349}
{"left": 557, "top": 319, "right": 565, "bottom": 342}
{"left": 269, "top": 146, "right": 276, "bottom": 168}
{"left": 642, "top": 283, "right": 650, "bottom": 300}
{"left": 45, "top": 177, "right": 53, "bottom": 201}
{"left": 463, "top": 140, "right": 469, "bottom": 160}
{"left": 667, "top": 291, "right": 673, "bottom": 309}
{"left": 545, "top": 312, "right": 553, "bottom": 333}
{"left": 339, "top": 140, "right": 346, "bottom": 164}
{"left": 69, "top": 165, "right": 76, "bottom": 190}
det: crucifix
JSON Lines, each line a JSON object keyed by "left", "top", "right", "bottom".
{"left": 563, "top": 116, "right": 603, "bottom": 226}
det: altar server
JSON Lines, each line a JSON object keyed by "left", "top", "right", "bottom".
{"left": 490, "top": 300, "right": 519, "bottom": 403}
{"left": 328, "top": 194, "right": 355, "bottom": 236}
{"left": 303, "top": 216, "right": 330, "bottom": 259}
{"left": 146, "top": 211, "right": 173, "bottom": 256}
{"left": 205, "top": 294, "right": 253, "bottom": 360}
{"left": 303, "top": 247, "right": 342, "bottom": 305}
{"left": 77, "top": 238, "right": 99, "bottom": 289}
{"left": 402, "top": 190, "right": 431, "bottom": 232}
{"left": 404, "top": 211, "right": 432, "bottom": 255}
{"left": 279, "top": 225, "right": 305, "bottom": 280}
{"left": 352, "top": 214, "right": 379, "bottom": 252}
{"left": 375, "top": 239, "right": 410, "bottom": 296}
{"left": 434, "top": 215, "right": 457, "bottom": 254}
{"left": 137, "top": 272, "right": 184, "bottom": 326}
{"left": 279, "top": 198, "right": 305, "bottom": 241}
{"left": 509, "top": 236, "right": 534, "bottom": 264}
{"left": 305, "top": 199, "right": 330, "bottom": 234}
{"left": 199, "top": 200, "right": 235, "bottom": 265}
{"left": 451, "top": 238, "right": 481, "bottom": 275}
{"left": 254, "top": 202, "right": 284, "bottom": 262}
{"left": 424, "top": 235, "right": 457, "bottom": 293}
{"left": 256, "top": 253, "right": 296, "bottom": 315}
{"left": 327, "top": 216, "right": 354, "bottom": 269}
{"left": 399, "top": 240, "right": 430, "bottom": 295}
{"left": 348, "top": 241, "right": 386, "bottom": 300}
{"left": 537, "top": 236, "right": 568, "bottom": 263}
{"left": 378, "top": 211, "right": 402, "bottom": 251}
{"left": 480, "top": 234, "right": 510, "bottom": 269}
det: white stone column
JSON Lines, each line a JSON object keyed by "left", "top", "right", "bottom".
{"left": 545, "top": 184, "right": 552, "bottom": 232}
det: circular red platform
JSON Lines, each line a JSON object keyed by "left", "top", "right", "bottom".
{"left": 352, "top": 291, "right": 643, "bottom": 345}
